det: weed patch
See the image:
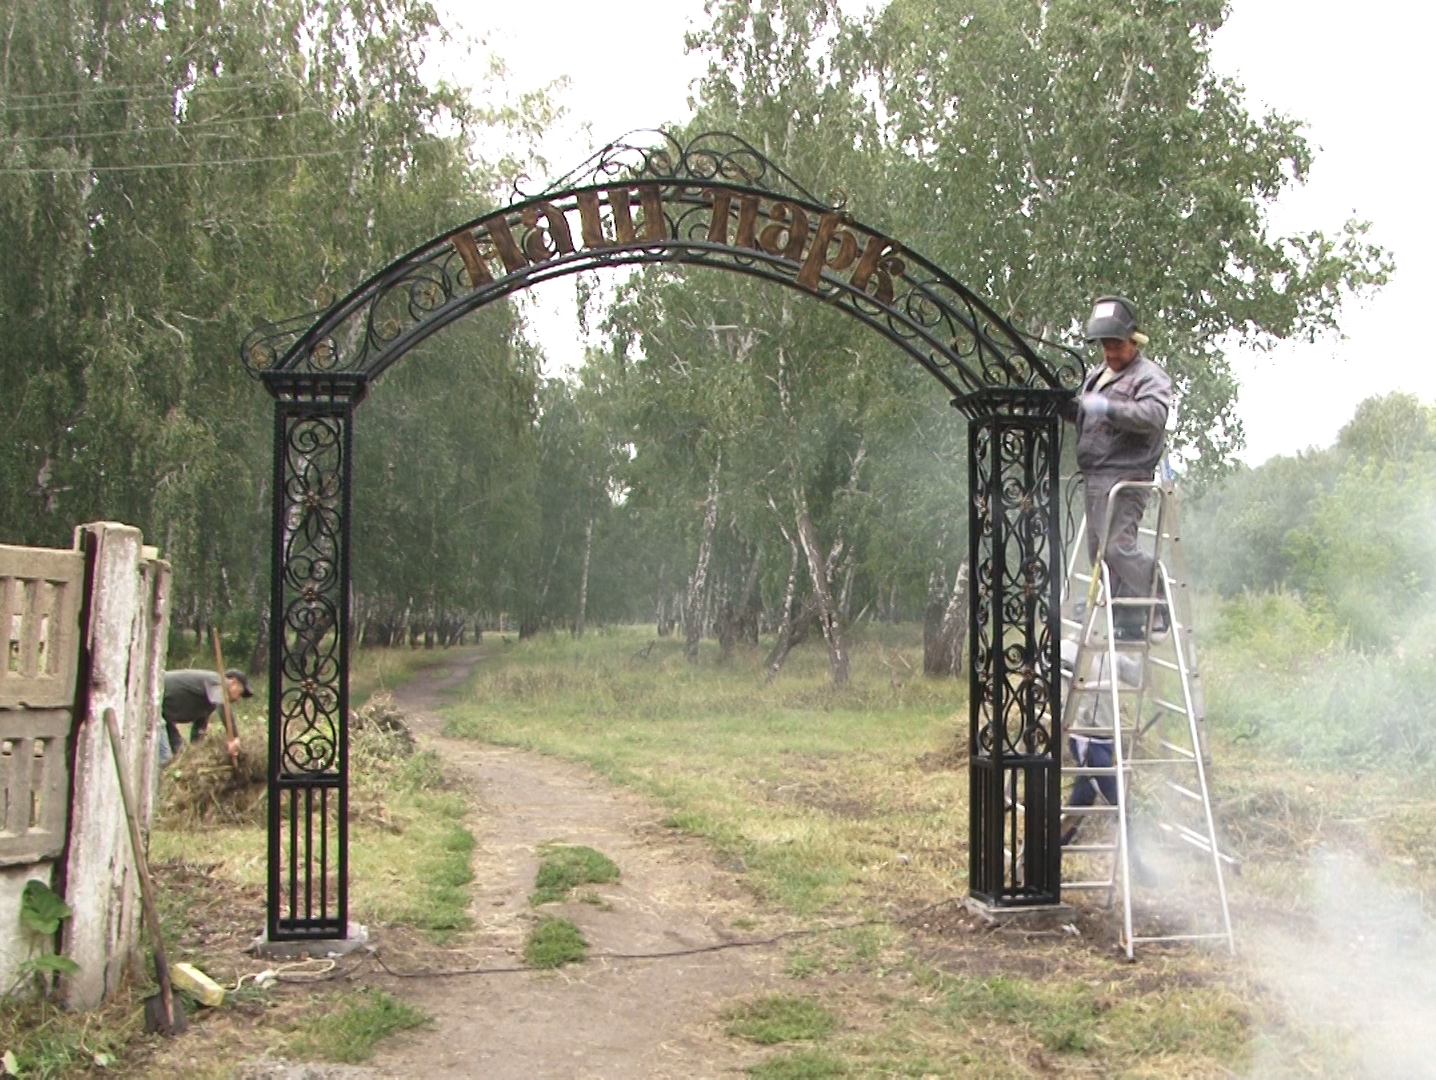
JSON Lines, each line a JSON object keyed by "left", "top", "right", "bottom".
{"left": 0, "top": 997, "right": 135, "bottom": 1078}
{"left": 524, "top": 916, "right": 588, "bottom": 968}
{"left": 724, "top": 995, "right": 835, "bottom": 1045}
{"left": 530, "top": 843, "right": 619, "bottom": 905}
{"left": 748, "top": 1049, "right": 849, "bottom": 1078}
{"left": 283, "top": 989, "right": 429, "bottom": 1063}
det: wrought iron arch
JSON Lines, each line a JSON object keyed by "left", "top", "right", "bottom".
{"left": 245, "top": 131, "right": 1085, "bottom": 944}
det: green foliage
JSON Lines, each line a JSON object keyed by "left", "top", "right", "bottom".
{"left": 19, "top": 882, "right": 71, "bottom": 936}
{"left": 16, "top": 955, "right": 79, "bottom": 978}
{"left": 724, "top": 995, "right": 836, "bottom": 1045}
{"left": 523, "top": 917, "right": 588, "bottom": 968}
{"left": 1204, "top": 591, "right": 1436, "bottom": 765}
{"left": 748, "top": 1049, "right": 849, "bottom": 1078}
{"left": 284, "top": 989, "right": 429, "bottom": 1064}
{"left": 530, "top": 844, "right": 620, "bottom": 906}
{"left": 1189, "top": 393, "right": 1436, "bottom": 648}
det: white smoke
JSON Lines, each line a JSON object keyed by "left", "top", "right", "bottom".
{"left": 1244, "top": 849, "right": 1436, "bottom": 1077}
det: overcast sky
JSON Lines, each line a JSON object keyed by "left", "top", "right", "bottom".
{"left": 436, "top": 1, "right": 1431, "bottom": 465}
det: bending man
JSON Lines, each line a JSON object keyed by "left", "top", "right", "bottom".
{"left": 161, "top": 667, "right": 251, "bottom": 761}
{"left": 1063, "top": 296, "right": 1172, "bottom": 640}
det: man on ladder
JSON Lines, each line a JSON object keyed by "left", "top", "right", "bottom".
{"left": 1063, "top": 296, "right": 1173, "bottom": 641}
{"left": 1060, "top": 295, "right": 1171, "bottom": 853}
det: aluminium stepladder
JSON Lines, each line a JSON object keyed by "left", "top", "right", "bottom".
{"left": 1058, "top": 469, "right": 1235, "bottom": 958}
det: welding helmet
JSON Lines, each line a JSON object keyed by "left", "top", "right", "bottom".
{"left": 1084, "top": 296, "right": 1139, "bottom": 342}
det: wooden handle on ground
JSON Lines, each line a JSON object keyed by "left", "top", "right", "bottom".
{"left": 103, "top": 707, "right": 179, "bottom": 1032}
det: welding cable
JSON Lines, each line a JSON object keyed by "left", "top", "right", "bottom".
{"left": 368, "top": 898, "right": 969, "bottom": 980}
{"left": 232, "top": 955, "right": 361, "bottom": 990}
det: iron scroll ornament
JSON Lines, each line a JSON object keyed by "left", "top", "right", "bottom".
{"left": 242, "top": 131, "right": 1084, "bottom": 397}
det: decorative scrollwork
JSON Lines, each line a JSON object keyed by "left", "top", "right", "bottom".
{"left": 278, "top": 412, "right": 344, "bottom": 776}
{"left": 968, "top": 401, "right": 1063, "bottom": 902}
{"left": 240, "top": 131, "right": 1086, "bottom": 397}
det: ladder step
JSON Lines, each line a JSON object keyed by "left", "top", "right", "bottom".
{"left": 1148, "top": 657, "right": 1180, "bottom": 672}
{"left": 1061, "top": 805, "right": 1119, "bottom": 816}
{"left": 1157, "top": 822, "right": 1235, "bottom": 865}
{"left": 1066, "top": 726, "right": 1116, "bottom": 737}
{"left": 1064, "top": 881, "right": 1119, "bottom": 890}
{"left": 1157, "top": 739, "right": 1196, "bottom": 759}
{"left": 1067, "top": 766, "right": 1122, "bottom": 776}
{"left": 1164, "top": 780, "right": 1203, "bottom": 803}
{"left": 1063, "top": 844, "right": 1118, "bottom": 854}
{"left": 1154, "top": 698, "right": 1188, "bottom": 713}
{"left": 1130, "top": 933, "right": 1232, "bottom": 945}
{"left": 1128, "top": 757, "right": 1200, "bottom": 766}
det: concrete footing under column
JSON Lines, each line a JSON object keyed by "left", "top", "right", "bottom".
{"left": 963, "top": 896, "right": 1076, "bottom": 931}
{"left": 249, "top": 923, "right": 369, "bottom": 960}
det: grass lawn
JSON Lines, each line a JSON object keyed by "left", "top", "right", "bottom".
{"left": 444, "top": 623, "right": 1436, "bottom": 1078}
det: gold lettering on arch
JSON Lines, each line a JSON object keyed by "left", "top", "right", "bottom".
{"left": 849, "top": 235, "right": 906, "bottom": 306}
{"left": 519, "top": 202, "right": 576, "bottom": 264}
{"left": 450, "top": 229, "right": 495, "bottom": 289}
{"left": 759, "top": 201, "right": 810, "bottom": 262}
{"left": 575, "top": 185, "right": 667, "bottom": 249}
{"left": 483, "top": 215, "right": 528, "bottom": 274}
{"left": 796, "top": 213, "right": 860, "bottom": 291}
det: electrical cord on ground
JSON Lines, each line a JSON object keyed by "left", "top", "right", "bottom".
{"left": 368, "top": 897, "right": 969, "bottom": 980}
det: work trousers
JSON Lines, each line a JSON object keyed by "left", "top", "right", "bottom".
{"left": 1083, "top": 477, "right": 1157, "bottom": 626}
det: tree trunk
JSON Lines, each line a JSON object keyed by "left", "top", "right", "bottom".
{"left": 537, "top": 514, "right": 567, "bottom": 610}
{"left": 924, "top": 561, "right": 970, "bottom": 677}
{"left": 735, "top": 542, "right": 763, "bottom": 646}
{"left": 248, "top": 603, "right": 269, "bottom": 677}
{"left": 795, "top": 503, "right": 849, "bottom": 688}
{"left": 655, "top": 561, "right": 669, "bottom": 636}
{"left": 685, "top": 458, "right": 720, "bottom": 663}
{"left": 764, "top": 536, "right": 802, "bottom": 679}
{"left": 576, "top": 514, "right": 593, "bottom": 637}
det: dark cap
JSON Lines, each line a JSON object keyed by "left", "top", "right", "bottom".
{"left": 1084, "top": 296, "right": 1139, "bottom": 342}
{"left": 225, "top": 668, "right": 254, "bottom": 698}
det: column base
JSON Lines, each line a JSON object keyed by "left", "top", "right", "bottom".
{"left": 249, "top": 923, "right": 369, "bottom": 960}
{"left": 963, "top": 896, "right": 1075, "bottom": 930}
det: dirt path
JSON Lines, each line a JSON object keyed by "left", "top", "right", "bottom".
{"left": 366, "top": 650, "right": 784, "bottom": 1079}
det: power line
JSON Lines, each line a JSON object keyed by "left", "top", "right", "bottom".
{"left": 0, "top": 80, "right": 318, "bottom": 116}
{"left": 0, "top": 108, "right": 330, "bottom": 145}
{"left": 0, "top": 74, "right": 309, "bottom": 106}
{"left": 0, "top": 145, "right": 409, "bottom": 174}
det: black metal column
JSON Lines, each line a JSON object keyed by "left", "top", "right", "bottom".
{"left": 262, "top": 372, "right": 367, "bottom": 942}
{"left": 959, "top": 389, "right": 1066, "bottom": 907}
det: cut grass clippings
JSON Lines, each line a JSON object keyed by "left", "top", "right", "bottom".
{"left": 524, "top": 916, "right": 589, "bottom": 968}
{"left": 530, "top": 843, "right": 619, "bottom": 905}
{"left": 724, "top": 995, "right": 836, "bottom": 1045}
{"left": 283, "top": 989, "right": 430, "bottom": 1063}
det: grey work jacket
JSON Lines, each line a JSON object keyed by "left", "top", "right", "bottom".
{"left": 1063, "top": 353, "right": 1172, "bottom": 481}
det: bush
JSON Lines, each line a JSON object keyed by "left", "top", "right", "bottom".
{"left": 1205, "top": 593, "right": 1436, "bottom": 766}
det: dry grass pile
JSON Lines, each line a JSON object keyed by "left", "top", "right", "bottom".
{"left": 159, "top": 736, "right": 267, "bottom": 827}
{"left": 351, "top": 691, "right": 415, "bottom": 757}
{"left": 159, "top": 693, "right": 419, "bottom": 830}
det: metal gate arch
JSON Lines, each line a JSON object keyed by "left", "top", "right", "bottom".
{"left": 243, "top": 131, "right": 1085, "bottom": 943}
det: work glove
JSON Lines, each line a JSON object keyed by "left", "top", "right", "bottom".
{"left": 1081, "top": 393, "right": 1110, "bottom": 419}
